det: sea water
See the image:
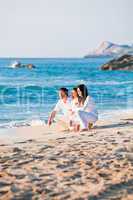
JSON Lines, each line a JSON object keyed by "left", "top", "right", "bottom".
{"left": 0, "top": 57, "right": 132, "bottom": 128}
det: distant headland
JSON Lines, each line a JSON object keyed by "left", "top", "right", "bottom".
{"left": 84, "top": 41, "right": 133, "bottom": 58}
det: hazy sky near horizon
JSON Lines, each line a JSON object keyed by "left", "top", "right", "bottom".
{"left": 0, "top": 0, "right": 132, "bottom": 57}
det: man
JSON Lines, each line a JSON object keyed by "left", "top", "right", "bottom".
{"left": 47, "top": 87, "right": 72, "bottom": 126}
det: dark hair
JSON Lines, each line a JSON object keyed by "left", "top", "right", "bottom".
{"left": 77, "top": 84, "right": 88, "bottom": 103}
{"left": 72, "top": 87, "right": 78, "bottom": 92}
{"left": 71, "top": 87, "right": 78, "bottom": 99}
{"left": 59, "top": 87, "right": 68, "bottom": 96}
{"left": 72, "top": 87, "right": 83, "bottom": 103}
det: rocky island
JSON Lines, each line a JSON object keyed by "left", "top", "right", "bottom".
{"left": 9, "top": 61, "right": 36, "bottom": 69}
{"left": 101, "top": 54, "right": 133, "bottom": 71}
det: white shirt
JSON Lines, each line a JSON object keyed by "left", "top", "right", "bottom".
{"left": 53, "top": 98, "right": 72, "bottom": 116}
{"left": 79, "top": 96, "right": 98, "bottom": 116}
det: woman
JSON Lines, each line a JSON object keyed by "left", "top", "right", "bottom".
{"left": 74, "top": 84, "right": 98, "bottom": 132}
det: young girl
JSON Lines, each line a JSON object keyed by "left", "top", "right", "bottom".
{"left": 69, "top": 88, "right": 81, "bottom": 130}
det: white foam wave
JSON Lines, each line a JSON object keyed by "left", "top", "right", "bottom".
{"left": 0, "top": 119, "right": 46, "bottom": 129}
{"left": 29, "top": 119, "right": 46, "bottom": 126}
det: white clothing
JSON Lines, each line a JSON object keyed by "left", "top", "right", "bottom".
{"left": 76, "top": 110, "right": 98, "bottom": 129}
{"left": 79, "top": 96, "right": 98, "bottom": 115}
{"left": 74, "top": 96, "right": 98, "bottom": 129}
{"left": 53, "top": 98, "right": 72, "bottom": 117}
{"left": 71, "top": 98, "right": 80, "bottom": 111}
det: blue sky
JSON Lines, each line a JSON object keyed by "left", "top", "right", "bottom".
{"left": 0, "top": 0, "right": 132, "bottom": 57}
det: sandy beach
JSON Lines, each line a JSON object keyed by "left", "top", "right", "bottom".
{"left": 0, "top": 112, "right": 133, "bottom": 200}
{"left": 0, "top": 0, "right": 132, "bottom": 199}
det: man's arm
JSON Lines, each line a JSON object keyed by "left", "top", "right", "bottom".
{"left": 47, "top": 100, "right": 60, "bottom": 126}
{"left": 47, "top": 111, "right": 56, "bottom": 126}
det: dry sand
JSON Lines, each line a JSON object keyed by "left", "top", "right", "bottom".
{"left": 0, "top": 112, "right": 133, "bottom": 200}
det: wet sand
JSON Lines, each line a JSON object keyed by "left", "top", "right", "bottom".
{"left": 0, "top": 113, "right": 133, "bottom": 199}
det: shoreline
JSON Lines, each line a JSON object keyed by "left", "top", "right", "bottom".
{"left": 0, "top": 110, "right": 133, "bottom": 144}
{"left": 0, "top": 108, "right": 133, "bottom": 140}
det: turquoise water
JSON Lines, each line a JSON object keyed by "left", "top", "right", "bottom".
{"left": 0, "top": 57, "right": 133, "bottom": 128}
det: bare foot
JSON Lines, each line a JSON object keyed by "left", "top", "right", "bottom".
{"left": 69, "top": 126, "right": 75, "bottom": 132}
{"left": 88, "top": 123, "right": 93, "bottom": 130}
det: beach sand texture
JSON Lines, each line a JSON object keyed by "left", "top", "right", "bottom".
{"left": 0, "top": 114, "right": 133, "bottom": 199}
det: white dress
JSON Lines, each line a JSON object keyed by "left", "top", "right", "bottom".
{"left": 69, "top": 98, "right": 80, "bottom": 122}
{"left": 74, "top": 96, "right": 98, "bottom": 129}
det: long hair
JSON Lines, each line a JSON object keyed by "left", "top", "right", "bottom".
{"left": 77, "top": 84, "right": 88, "bottom": 104}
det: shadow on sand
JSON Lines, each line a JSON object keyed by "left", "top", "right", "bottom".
{"left": 95, "top": 121, "right": 133, "bottom": 130}
{"left": 89, "top": 179, "right": 133, "bottom": 200}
